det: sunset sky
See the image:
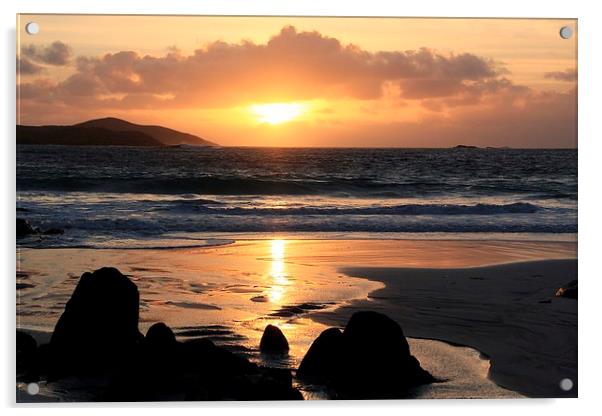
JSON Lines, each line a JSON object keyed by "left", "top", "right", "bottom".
{"left": 17, "top": 15, "right": 577, "bottom": 148}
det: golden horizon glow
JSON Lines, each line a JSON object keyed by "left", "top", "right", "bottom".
{"left": 250, "top": 103, "right": 307, "bottom": 125}
{"left": 17, "top": 15, "right": 577, "bottom": 148}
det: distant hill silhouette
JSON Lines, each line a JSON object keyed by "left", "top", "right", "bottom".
{"left": 17, "top": 117, "right": 217, "bottom": 147}
{"left": 17, "top": 125, "right": 163, "bottom": 147}
{"left": 76, "top": 118, "right": 216, "bottom": 146}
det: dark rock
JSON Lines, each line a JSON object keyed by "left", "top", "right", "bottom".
{"left": 112, "top": 323, "right": 183, "bottom": 401}
{"left": 259, "top": 324, "right": 289, "bottom": 354}
{"left": 145, "top": 322, "right": 177, "bottom": 348}
{"left": 297, "top": 311, "right": 435, "bottom": 399}
{"left": 42, "top": 228, "right": 64, "bottom": 235}
{"left": 555, "top": 279, "right": 577, "bottom": 299}
{"left": 33, "top": 268, "right": 304, "bottom": 401}
{"left": 16, "top": 218, "right": 37, "bottom": 237}
{"left": 17, "top": 331, "right": 37, "bottom": 375}
{"left": 344, "top": 310, "right": 411, "bottom": 357}
{"left": 235, "top": 367, "right": 303, "bottom": 400}
{"left": 339, "top": 311, "right": 434, "bottom": 397}
{"left": 297, "top": 327, "right": 344, "bottom": 383}
{"left": 180, "top": 337, "right": 257, "bottom": 377}
{"left": 49, "top": 267, "right": 142, "bottom": 374}
{"left": 106, "top": 335, "right": 302, "bottom": 401}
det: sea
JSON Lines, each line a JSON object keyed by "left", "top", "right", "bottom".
{"left": 16, "top": 146, "right": 577, "bottom": 248}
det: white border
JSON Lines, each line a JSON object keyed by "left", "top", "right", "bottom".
{"left": 3, "top": 1, "right": 601, "bottom": 415}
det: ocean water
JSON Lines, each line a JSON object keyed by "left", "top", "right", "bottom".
{"left": 17, "top": 146, "right": 577, "bottom": 248}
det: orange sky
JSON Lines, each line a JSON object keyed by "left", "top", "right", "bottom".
{"left": 17, "top": 15, "right": 577, "bottom": 148}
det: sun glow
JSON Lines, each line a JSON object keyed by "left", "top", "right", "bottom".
{"left": 249, "top": 103, "right": 306, "bottom": 125}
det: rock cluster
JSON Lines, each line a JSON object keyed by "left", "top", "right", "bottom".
{"left": 17, "top": 267, "right": 434, "bottom": 401}
{"left": 18, "top": 267, "right": 301, "bottom": 401}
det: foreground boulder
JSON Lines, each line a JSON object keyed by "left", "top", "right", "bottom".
{"left": 555, "top": 279, "right": 577, "bottom": 299}
{"left": 297, "top": 327, "right": 344, "bottom": 383}
{"left": 16, "top": 331, "right": 37, "bottom": 378}
{"left": 259, "top": 324, "right": 289, "bottom": 354}
{"left": 48, "top": 267, "right": 142, "bottom": 374}
{"left": 297, "top": 311, "right": 434, "bottom": 398}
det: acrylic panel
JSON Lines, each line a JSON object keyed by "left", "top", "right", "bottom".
{"left": 16, "top": 14, "right": 577, "bottom": 402}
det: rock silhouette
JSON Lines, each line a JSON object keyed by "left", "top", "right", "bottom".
{"left": 259, "top": 324, "right": 289, "bottom": 354}
{"left": 297, "top": 311, "right": 435, "bottom": 398}
{"left": 16, "top": 330, "right": 37, "bottom": 377}
{"left": 16, "top": 218, "right": 37, "bottom": 237}
{"left": 16, "top": 218, "right": 64, "bottom": 237}
{"left": 296, "top": 327, "right": 344, "bottom": 383}
{"left": 105, "top": 326, "right": 301, "bottom": 401}
{"left": 49, "top": 267, "right": 142, "bottom": 375}
{"left": 19, "top": 267, "right": 302, "bottom": 401}
{"left": 145, "top": 322, "right": 177, "bottom": 348}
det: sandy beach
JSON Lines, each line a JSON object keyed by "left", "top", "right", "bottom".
{"left": 313, "top": 259, "right": 577, "bottom": 398}
{"left": 16, "top": 239, "right": 576, "bottom": 399}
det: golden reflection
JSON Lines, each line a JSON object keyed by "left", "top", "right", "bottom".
{"left": 268, "top": 239, "right": 289, "bottom": 302}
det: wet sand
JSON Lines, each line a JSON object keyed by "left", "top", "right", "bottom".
{"left": 312, "top": 259, "right": 578, "bottom": 398}
{"left": 16, "top": 239, "right": 576, "bottom": 399}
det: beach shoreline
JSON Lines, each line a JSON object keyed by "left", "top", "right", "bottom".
{"left": 17, "top": 239, "right": 577, "bottom": 399}
{"left": 311, "top": 259, "right": 578, "bottom": 398}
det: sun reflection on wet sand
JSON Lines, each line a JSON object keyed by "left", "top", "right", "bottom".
{"left": 268, "top": 239, "right": 290, "bottom": 303}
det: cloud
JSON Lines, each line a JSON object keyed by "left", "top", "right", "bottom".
{"left": 17, "top": 57, "right": 44, "bottom": 75}
{"left": 16, "top": 27, "right": 576, "bottom": 147}
{"left": 419, "top": 78, "right": 532, "bottom": 110}
{"left": 18, "top": 26, "right": 507, "bottom": 109}
{"left": 289, "top": 88, "right": 576, "bottom": 148}
{"left": 21, "top": 41, "right": 72, "bottom": 66}
{"left": 544, "top": 68, "right": 577, "bottom": 82}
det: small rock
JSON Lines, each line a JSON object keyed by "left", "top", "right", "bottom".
{"left": 259, "top": 324, "right": 289, "bottom": 354}
{"left": 145, "top": 322, "right": 177, "bottom": 348}
{"left": 16, "top": 218, "right": 37, "bottom": 237}
{"left": 555, "top": 279, "right": 577, "bottom": 299}
{"left": 17, "top": 331, "right": 37, "bottom": 374}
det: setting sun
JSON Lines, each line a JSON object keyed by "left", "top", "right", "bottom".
{"left": 249, "top": 103, "right": 306, "bottom": 125}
